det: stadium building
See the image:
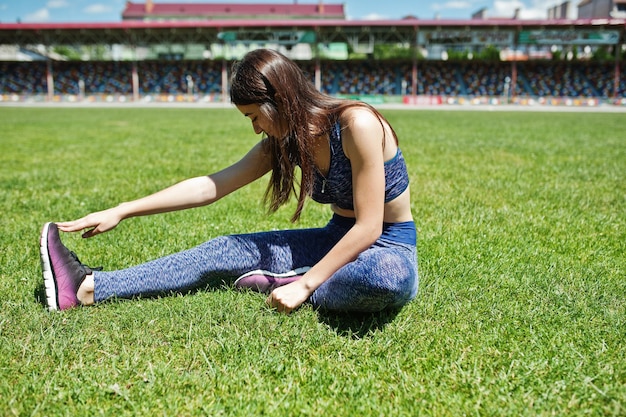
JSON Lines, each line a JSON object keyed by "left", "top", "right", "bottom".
{"left": 578, "top": 0, "right": 626, "bottom": 18}
{"left": 0, "top": 1, "right": 624, "bottom": 107}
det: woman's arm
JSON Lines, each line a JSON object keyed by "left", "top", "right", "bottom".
{"left": 57, "top": 140, "right": 271, "bottom": 237}
{"left": 268, "top": 108, "right": 389, "bottom": 313}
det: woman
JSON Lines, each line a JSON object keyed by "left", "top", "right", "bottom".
{"left": 40, "top": 49, "right": 418, "bottom": 314}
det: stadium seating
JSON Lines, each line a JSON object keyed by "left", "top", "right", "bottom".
{"left": 0, "top": 61, "right": 47, "bottom": 94}
{"left": 1, "top": 59, "right": 624, "bottom": 100}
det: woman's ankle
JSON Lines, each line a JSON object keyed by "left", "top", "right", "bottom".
{"left": 77, "top": 274, "right": 95, "bottom": 305}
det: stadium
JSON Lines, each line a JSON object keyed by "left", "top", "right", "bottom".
{"left": 1, "top": 0, "right": 625, "bottom": 107}
{"left": 1, "top": 2, "right": 625, "bottom": 416}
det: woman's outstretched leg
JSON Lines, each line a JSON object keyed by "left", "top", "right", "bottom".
{"left": 40, "top": 219, "right": 350, "bottom": 310}
{"left": 92, "top": 222, "right": 349, "bottom": 302}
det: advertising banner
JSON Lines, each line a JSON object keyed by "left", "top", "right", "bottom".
{"left": 418, "top": 30, "right": 514, "bottom": 45}
{"left": 518, "top": 30, "right": 620, "bottom": 45}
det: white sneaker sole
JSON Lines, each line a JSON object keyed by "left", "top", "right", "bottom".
{"left": 234, "top": 266, "right": 311, "bottom": 286}
{"left": 39, "top": 222, "right": 59, "bottom": 311}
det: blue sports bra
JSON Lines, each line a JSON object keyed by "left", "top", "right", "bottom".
{"left": 311, "top": 122, "right": 409, "bottom": 210}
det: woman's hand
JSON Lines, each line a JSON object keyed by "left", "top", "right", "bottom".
{"left": 266, "top": 279, "right": 313, "bottom": 314}
{"left": 56, "top": 206, "right": 125, "bottom": 238}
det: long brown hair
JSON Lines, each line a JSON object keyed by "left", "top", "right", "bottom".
{"left": 230, "top": 49, "right": 396, "bottom": 222}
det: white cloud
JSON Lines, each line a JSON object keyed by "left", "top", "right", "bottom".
{"left": 524, "top": 0, "right": 562, "bottom": 19}
{"left": 493, "top": 0, "right": 560, "bottom": 19}
{"left": 24, "top": 8, "right": 50, "bottom": 22}
{"left": 363, "top": 12, "right": 389, "bottom": 20}
{"left": 47, "top": 0, "right": 69, "bottom": 8}
{"left": 492, "top": 0, "right": 523, "bottom": 17}
{"left": 84, "top": 4, "right": 112, "bottom": 14}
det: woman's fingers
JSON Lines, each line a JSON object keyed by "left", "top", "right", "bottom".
{"left": 56, "top": 219, "right": 91, "bottom": 233}
{"left": 55, "top": 209, "right": 120, "bottom": 237}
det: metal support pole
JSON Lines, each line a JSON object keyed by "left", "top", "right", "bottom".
{"left": 614, "top": 42, "right": 621, "bottom": 101}
{"left": 46, "top": 59, "right": 54, "bottom": 102}
{"left": 221, "top": 57, "right": 228, "bottom": 103}
{"left": 132, "top": 60, "right": 139, "bottom": 102}
{"left": 411, "top": 26, "right": 418, "bottom": 100}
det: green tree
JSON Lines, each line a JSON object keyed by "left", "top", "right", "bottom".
{"left": 475, "top": 45, "right": 501, "bottom": 61}
{"left": 53, "top": 45, "right": 82, "bottom": 60}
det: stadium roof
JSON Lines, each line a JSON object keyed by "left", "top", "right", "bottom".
{"left": 0, "top": 18, "right": 624, "bottom": 46}
{"left": 122, "top": 1, "right": 346, "bottom": 20}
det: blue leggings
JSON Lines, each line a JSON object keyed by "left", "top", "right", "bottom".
{"left": 94, "top": 214, "right": 419, "bottom": 312}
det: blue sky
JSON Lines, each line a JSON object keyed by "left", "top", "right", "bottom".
{"left": 0, "top": 1, "right": 563, "bottom": 23}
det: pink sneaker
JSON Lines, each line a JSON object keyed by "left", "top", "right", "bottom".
{"left": 39, "top": 222, "right": 97, "bottom": 311}
{"left": 234, "top": 267, "right": 310, "bottom": 294}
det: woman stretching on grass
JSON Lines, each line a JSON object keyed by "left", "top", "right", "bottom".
{"left": 40, "top": 48, "right": 418, "bottom": 314}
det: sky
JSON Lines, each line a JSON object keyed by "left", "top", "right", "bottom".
{"left": 0, "top": 0, "right": 565, "bottom": 24}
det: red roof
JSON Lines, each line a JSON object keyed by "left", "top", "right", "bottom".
{"left": 122, "top": 2, "right": 345, "bottom": 20}
{"left": 3, "top": 17, "right": 626, "bottom": 31}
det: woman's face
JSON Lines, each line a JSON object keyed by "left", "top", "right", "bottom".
{"left": 236, "top": 103, "right": 280, "bottom": 138}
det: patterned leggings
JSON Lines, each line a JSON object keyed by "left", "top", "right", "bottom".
{"left": 94, "top": 214, "right": 419, "bottom": 312}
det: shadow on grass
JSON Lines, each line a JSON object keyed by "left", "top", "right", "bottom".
{"left": 316, "top": 308, "right": 401, "bottom": 339}
{"left": 33, "top": 281, "right": 48, "bottom": 309}
{"left": 33, "top": 279, "right": 401, "bottom": 339}
{"left": 31, "top": 278, "right": 229, "bottom": 311}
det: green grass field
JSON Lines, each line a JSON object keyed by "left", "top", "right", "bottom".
{"left": 0, "top": 106, "right": 624, "bottom": 416}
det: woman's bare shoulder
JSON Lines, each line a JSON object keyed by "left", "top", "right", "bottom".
{"left": 338, "top": 105, "right": 385, "bottom": 138}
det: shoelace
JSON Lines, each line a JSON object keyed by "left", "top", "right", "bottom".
{"left": 69, "top": 250, "right": 103, "bottom": 273}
